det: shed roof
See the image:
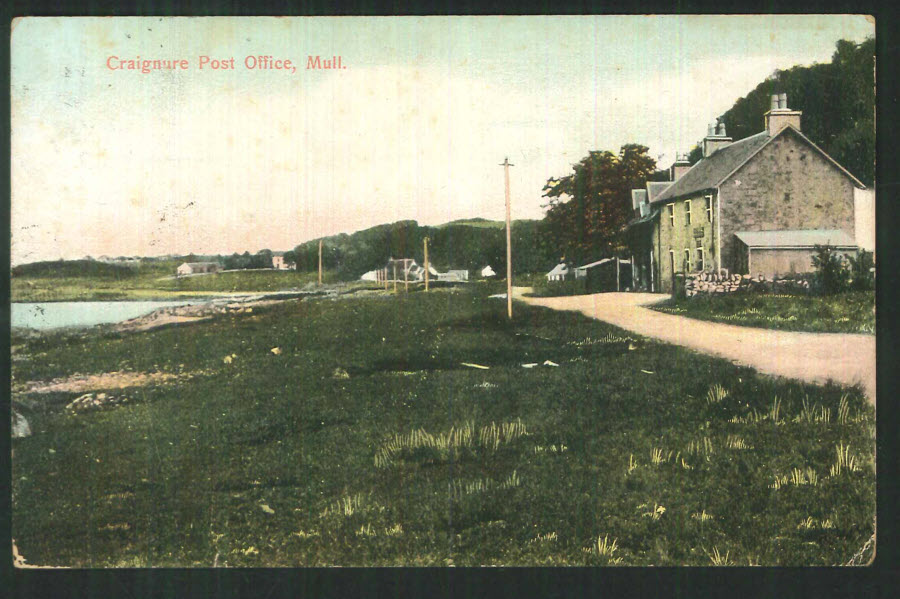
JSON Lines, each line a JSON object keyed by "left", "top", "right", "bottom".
{"left": 575, "top": 258, "right": 613, "bottom": 270}
{"left": 734, "top": 229, "right": 856, "bottom": 248}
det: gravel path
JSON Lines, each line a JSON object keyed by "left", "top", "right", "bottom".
{"left": 517, "top": 290, "right": 876, "bottom": 405}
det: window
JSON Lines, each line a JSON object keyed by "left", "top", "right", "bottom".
{"left": 667, "top": 203, "right": 675, "bottom": 226}
{"left": 685, "top": 200, "right": 692, "bottom": 225}
{"left": 669, "top": 249, "right": 675, "bottom": 275}
{"left": 696, "top": 248, "right": 705, "bottom": 271}
{"left": 683, "top": 249, "right": 691, "bottom": 273}
{"left": 705, "top": 195, "right": 713, "bottom": 222}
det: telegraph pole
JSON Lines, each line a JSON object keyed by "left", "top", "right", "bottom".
{"left": 318, "top": 240, "right": 323, "bottom": 286}
{"left": 424, "top": 237, "right": 430, "bottom": 292}
{"left": 501, "top": 157, "right": 514, "bottom": 319}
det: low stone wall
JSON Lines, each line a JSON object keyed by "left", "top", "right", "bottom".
{"left": 684, "top": 272, "right": 811, "bottom": 296}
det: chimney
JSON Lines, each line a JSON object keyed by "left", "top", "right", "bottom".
{"left": 764, "top": 92, "right": 802, "bottom": 135}
{"left": 702, "top": 119, "right": 732, "bottom": 158}
{"left": 670, "top": 152, "right": 691, "bottom": 181}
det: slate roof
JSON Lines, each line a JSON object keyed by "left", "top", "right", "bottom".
{"left": 652, "top": 126, "right": 866, "bottom": 204}
{"left": 734, "top": 229, "right": 856, "bottom": 248}
{"left": 652, "top": 132, "right": 770, "bottom": 204}
{"left": 646, "top": 182, "right": 671, "bottom": 202}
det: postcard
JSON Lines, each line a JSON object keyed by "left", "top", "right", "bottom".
{"left": 11, "top": 15, "right": 875, "bottom": 567}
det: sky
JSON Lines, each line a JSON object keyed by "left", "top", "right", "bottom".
{"left": 10, "top": 15, "right": 874, "bottom": 264}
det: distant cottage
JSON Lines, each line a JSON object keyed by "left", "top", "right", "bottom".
{"left": 176, "top": 262, "right": 221, "bottom": 276}
{"left": 627, "top": 93, "right": 866, "bottom": 292}
{"left": 271, "top": 252, "right": 292, "bottom": 270}
{"left": 546, "top": 263, "right": 570, "bottom": 282}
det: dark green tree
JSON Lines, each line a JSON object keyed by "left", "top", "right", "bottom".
{"left": 541, "top": 144, "right": 657, "bottom": 264}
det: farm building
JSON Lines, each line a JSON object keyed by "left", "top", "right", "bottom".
{"left": 176, "top": 262, "right": 221, "bottom": 276}
{"left": 574, "top": 258, "right": 632, "bottom": 292}
{"left": 627, "top": 93, "right": 866, "bottom": 292}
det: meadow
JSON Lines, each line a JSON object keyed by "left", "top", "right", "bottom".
{"left": 11, "top": 286, "right": 875, "bottom": 566}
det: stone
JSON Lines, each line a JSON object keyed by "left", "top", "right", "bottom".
{"left": 12, "top": 410, "right": 31, "bottom": 438}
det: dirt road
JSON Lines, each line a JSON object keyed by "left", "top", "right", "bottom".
{"left": 517, "top": 290, "right": 876, "bottom": 405}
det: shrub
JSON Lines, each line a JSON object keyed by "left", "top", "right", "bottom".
{"left": 847, "top": 250, "right": 875, "bottom": 291}
{"left": 527, "top": 277, "right": 589, "bottom": 297}
{"left": 811, "top": 245, "right": 849, "bottom": 295}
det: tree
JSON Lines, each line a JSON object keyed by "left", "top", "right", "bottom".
{"left": 708, "top": 37, "right": 873, "bottom": 186}
{"left": 541, "top": 144, "right": 657, "bottom": 264}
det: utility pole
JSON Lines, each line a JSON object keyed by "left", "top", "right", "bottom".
{"left": 318, "top": 240, "right": 323, "bottom": 286}
{"left": 424, "top": 237, "right": 430, "bottom": 292}
{"left": 501, "top": 157, "right": 514, "bottom": 319}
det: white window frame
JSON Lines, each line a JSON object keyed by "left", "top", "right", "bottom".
{"left": 669, "top": 249, "right": 675, "bottom": 275}
{"left": 685, "top": 200, "right": 692, "bottom": 225}
{"left": 697, "top": 247, "right": 705, "bottom": 271}
{"left": 705, "top": 194, "right": 713, "bottom": 222}
{"left": 667, "top": 203, "right": 675, "bottom": 226}
{"left": 683, "top": 249, "right": 691, "bottom": 273}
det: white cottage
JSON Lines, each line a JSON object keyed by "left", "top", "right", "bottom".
{"left": 546, "top": 263, "right": 570, "bottom": 282}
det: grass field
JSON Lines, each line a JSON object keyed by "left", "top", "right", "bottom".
{"left": 11, "top": 286, "right": 874, "bottom": 566}
{"left": 653, "top": 291, "right": 875, "bottom": 334}
{"left": 11, "top": 267, "right": 328, "bottom": 302}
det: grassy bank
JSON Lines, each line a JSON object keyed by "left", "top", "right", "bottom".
{"left": 12, "top": 268, "right": 331, "bottom": 302}
{"left": 653, "top": 291, "right": 875, "bottom": 334}
{"left": 11, "top": 287, "right": 874, "bottom": 566}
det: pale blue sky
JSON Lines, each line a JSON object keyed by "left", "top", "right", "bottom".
{"left": 11, "top": 16, "right": 874, "bottom": 263}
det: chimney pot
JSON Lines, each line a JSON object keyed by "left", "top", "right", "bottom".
{"left": 707, "top": 123, "right": 715, "bottom": 136}
{"left": 770, "top": 94, "right": 779, "bottom": 110}
{"left": 779, "top": 93, "right": 787, "bottom": 109}
{"left": 716, "top": 121, "right": 726, "bottom": 136}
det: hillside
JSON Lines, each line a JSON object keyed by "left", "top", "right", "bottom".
{"left": 688, "top": 38, "right": 874, "bottom": 186}
{"left": 290, "top": 219, "right": 554, "bottom": 279}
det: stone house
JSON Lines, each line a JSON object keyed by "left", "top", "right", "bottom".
{"left": 627, "top": 93, "right": 866, "bottom": 293}
{"left": 271, "top": 252, "right": 292, "bottom": 270}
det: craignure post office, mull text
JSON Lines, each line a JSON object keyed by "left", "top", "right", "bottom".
{"left": 106, "top": 55, "right": 347, "bottom": 74}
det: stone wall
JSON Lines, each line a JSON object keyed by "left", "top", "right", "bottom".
{"left": 684, "top": 271, "right": 811, "bottom": 297}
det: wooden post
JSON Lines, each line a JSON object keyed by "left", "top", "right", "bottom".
{"left": 501, "top": 157, "right": 514, "bottom": 319}
{"left": 616, "top": 257, "right": 620, "bottom": 291}
{"left": 404, "top": 260, "right": 409, "bottom": 293}
{"left": 393, "top": 262, "right": 397, "bottom": 293}
{"left": 318, "top": 240, "right": 323, "bottom": 286}
{"left": 424, "top": 239, "right": 430, "bottom": 291}
{"left": 630, "top": 254, "right": 635, "bottom": 290}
